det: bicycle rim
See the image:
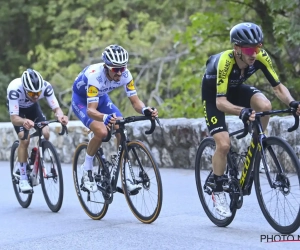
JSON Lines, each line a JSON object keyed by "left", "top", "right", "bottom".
{"left": 40, "top": 140, "right": 64, "bottom": 212}
{"left": 121, "top": 141, "right": 163, "bottom": 224}
{"left": 254, "top": 136, "right": 300, "bottom": 234}
{"left": 195, "top": 137, "right": 236, "bottom": 227}
{"left": 10, "top": 141, "right": 32, "bottom": 208}
{"left": 72, "top": 143, "right": 108, "bottom": 220}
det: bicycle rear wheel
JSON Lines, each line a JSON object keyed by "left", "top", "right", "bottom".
{"left": 39, "top": 140, "right": 64, "bottom": 212}
{"left": 72, "top": 143, "right": 109, "bottom": 220}
{"left": 254, "top": 136, "right": 300, "bottom": 234}
{"left": 195, "top": 137, "right": 236, "bottom": 227}
{"left": 121, "top": 140, "right": 163, "bottom": 224}
{"left": 10, "top": 141, "right": 33, "bottom": 208}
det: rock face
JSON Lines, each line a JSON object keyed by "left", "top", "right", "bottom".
{"left": 1, "top": 115, "right": 299, "bottom": 170}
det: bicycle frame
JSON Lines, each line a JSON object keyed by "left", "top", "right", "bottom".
{"left": 96, "top": 116, "right": 158, "bottom": 194}
{"left": 22, "top": 121, "right": 68, "bottom": 180}
{"left": 228, "top": 108, "right": 299, "bottom": 196}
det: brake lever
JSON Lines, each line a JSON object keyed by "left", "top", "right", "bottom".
{"left": 155, "top": 117, "right": 161, "bottom": 127}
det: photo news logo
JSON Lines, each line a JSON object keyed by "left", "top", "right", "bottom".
{"left": 261, "top": 234, "right": 300, "bottom": 243}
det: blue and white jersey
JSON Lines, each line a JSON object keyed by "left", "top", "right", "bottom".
{"left": 72, "top": 63, "right": 137, "bottom": 104}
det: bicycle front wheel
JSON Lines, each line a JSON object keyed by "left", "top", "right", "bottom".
{"left": 195, "top": 137, "right": 236, "bottom": 227}
{"left": 72, "top": 143, "right": 109, "bottom": 220}
{"left": 39, "top": 140, "right": 64, "bottom": 212}
{"left": 10, "top": 141, "right": 33, "bottom": 208}
{"left": 121, "top": 140, "right": 163, "bottom": 224}
{"left": 254, "top": 136, "right": 300, "bottom": 234}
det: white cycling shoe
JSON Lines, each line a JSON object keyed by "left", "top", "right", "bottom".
{"left": 126, "top": 179, "right": 142, "bottom": 193}
{"left": 212, "top": 191, "right": 232, "bottom": 217}
{"left": 81, "top": 165, "right": 97, "bottom": 193}
{"left": 19, "top": 179, "right": 33, "bottom": 192}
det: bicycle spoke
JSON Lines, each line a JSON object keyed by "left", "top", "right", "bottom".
{"left": 40, "top": 140, "right": 64, "bottom": 212}
{"left": 255, "top": 137, "right": 300, "bottom": 234}
{"left": 121, "top": 141, "right": 163, "bottom": 223}
{"left": 72, "top": 143, "right": 109, "bottom": 220}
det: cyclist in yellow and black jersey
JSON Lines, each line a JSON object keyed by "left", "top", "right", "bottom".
{"left": 201, "top": 22, "right": 300, "bottom": 218}
{"left": 204, "top": 49, "right": 280, "bottom": 96}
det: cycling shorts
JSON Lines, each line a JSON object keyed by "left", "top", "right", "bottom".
{"left": 72, "top": 92, "right": 122, "bottom": 128}
{"left": 202, "top": 83, "right": 261, "bottom": 136}
{"left": 12, "top": 102, "right": 47, "bottom": 134}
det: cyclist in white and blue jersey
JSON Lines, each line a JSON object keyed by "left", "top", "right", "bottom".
{"left": 72, "top": 44, "right": 158, "bottom": 193}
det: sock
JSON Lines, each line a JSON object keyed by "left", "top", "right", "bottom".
{"left": 19, "top": 162, "right": 28, "bottom": 180}
{"left": 214, "top": 174, "right": 223, "bottom": 192}
{"left": 83, "top": 153, "right": 95, "bottom": 171}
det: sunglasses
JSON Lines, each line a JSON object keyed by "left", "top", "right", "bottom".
{"left": 240, "top": 44, "right": 262, "bottom": 56}
{"left": 106, "top": 65, "right": 127, "bottom": 73}
{"left": 26, "top": 90, "right": 42, "bottom": 97}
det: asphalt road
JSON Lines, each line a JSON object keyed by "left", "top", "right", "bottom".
{"left": 0, "top": 162, "right": 299, "bottom": 250}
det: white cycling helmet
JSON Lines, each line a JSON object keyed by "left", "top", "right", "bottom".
{"left": 102, "top": 44, "right": 128, "bottom": 67}
{"left": 21, "top": 68, "right": 44, "bottom": 92}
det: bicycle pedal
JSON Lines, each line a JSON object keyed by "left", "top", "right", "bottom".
{"left": 94, "top": 175, "right": 101, "bottom": 182}
{"left": 116, "top": 186, "right": 124, "bottom": 194}
{"left": 21, "top": 189, "right": 34, "bottom": 194}
{"left": 129, "top": 189, "right": 140, "bottom": 196}
{"left": 80, "top": 186, "right": 89, "bottom": 192}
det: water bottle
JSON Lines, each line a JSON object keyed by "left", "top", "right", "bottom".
{"left": 30, "top": 147, "right": 38, "bottom": 165}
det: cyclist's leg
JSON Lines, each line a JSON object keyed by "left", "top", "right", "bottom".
{"left": 231, "top": 84, "right": 272, "bottom": 172}
{"left": 98, "top": 94, "right": 122, "bottom": 147}
{"left": 203, "top": 91, "right": 231, "bottom": 217}
{"left": 13, "top": 109, "right": 31, "bottom": 191}
{"left": 72, "top": 93, "right": 107, "bottom": 192}
{"left": 233, "top": 84, "right": 271, "bottom": 131}
{"left": 97, "top": 95, "right": 139, "bottom": 191}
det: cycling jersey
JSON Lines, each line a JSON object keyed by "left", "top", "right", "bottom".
{"left": 72, "top": 63, "right": 137, "bottom": 105}
{"left": 201, "top": 48, "right": 281, "bottom": 136}
{"left": 202, "top": 49, "right": 280, "bottom": 97}
{"left": 7, "top": 78, "right": 60, "bottom": 115}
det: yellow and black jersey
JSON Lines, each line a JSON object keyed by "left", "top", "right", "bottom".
{"left": 202, "top": 49, "right": 280, "bottom": 97}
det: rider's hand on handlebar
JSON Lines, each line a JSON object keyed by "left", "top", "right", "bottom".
{"left": 239, "top": 108, "right": 255, "bottom": 123}
{"left": 289, "top": 101, "right": 300, "bottom": 116}
{"left": 22, "top": 119, "right": 34, "bottom": 130}
{"left": 103, "top": 113, "right": 117, "bottom": 130}
{"left": 142, "top": 107, "right": 158, "bottom": 119}
{"left": 57, "top": 115, "right": 69, "bottom": 125}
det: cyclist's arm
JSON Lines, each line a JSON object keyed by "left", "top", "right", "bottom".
{"left": 273, "top": 83, "right": 295, "bottom": 106}
{"left": 216, "top": 97, "right": 244, "bottom": 116}
{"left": 10, "top": 115, "right": 28, "bottom": 127}
{"left": 86, "top": 101, "right": 107, "bottom": 121}
{"left": 128, "top": 95, "right": 146, "bottom": 114}
{"left": 7, "top": 87, "right": 28, "bottom": 126}
{"left": 43, "top": 82, "right": 60, "bottom": 110}
{"left": 256, "top": 50, "right": 295, "bottom": 105}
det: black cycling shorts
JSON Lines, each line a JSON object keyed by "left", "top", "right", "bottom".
{"left": 13, "top": 102, "right": 47, "bottom": 134}
{"left": 202, "top": 84, "right": 261, "bottom": 136}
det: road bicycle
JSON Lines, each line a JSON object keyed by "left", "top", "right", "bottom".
{"left": 195, "top": 108, "right": 300, "bottom": 234}
{"left": 10, "top": 120, "right": 68, "bottom": 212}
{"left": 73, "top": 115, "right": 163, "bottom": 223}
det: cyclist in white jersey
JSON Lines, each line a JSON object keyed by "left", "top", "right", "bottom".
{"left": 7, "top": 69, "right": 68, "bottom": 192}
{"left": 72, "top": 44, "right": 158, "bottom": 193}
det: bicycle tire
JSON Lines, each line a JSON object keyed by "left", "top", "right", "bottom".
{"left": 121, "top": 140, "right": 163, "bottom": 224}
{"left": 10, "top": 141, "right": 33, "bottom": 208}
{"left": 72, "top": 143, "right": 109, "bottom": 220}
{"left": 39, "top": 140, "right": 64, "bottom": 212}
{"left": 254, "top": 136, "right": 300, "bottom": 234}
{"left": 195, "top": 137, "right": 236, "bottom": 227}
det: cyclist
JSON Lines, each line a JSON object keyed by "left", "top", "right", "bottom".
{"left": 201, "top": 22, "right": 300, "bottom": 217}
{"left": 7, "top": 69, "right": 69, "bottom": 192}
{"left": 71, "top": 44, "right": 158, "bottom": 193}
